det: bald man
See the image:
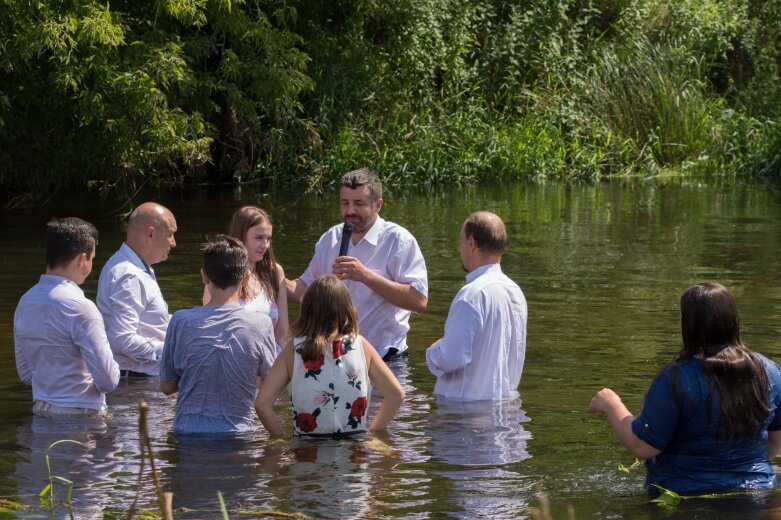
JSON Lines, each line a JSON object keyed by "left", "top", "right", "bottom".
{"left": 97, "top": 202, "right": 178, "bottom": 376}
{"left": 426, "top": 212, "right": 527, "bottom": 401}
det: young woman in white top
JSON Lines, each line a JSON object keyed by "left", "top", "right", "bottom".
{"left": 255, "top": 275, "right": 404, "bottom": 437}
{"left": 204, "top": 206, "right": 288, "bottom": 352}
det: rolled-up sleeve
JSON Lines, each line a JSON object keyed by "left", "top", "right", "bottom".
{"left": 390, "top": 235, "right": 428, "bottom": 299}
{"left": 631, "top": 370, "right": 678, "bottom": 451}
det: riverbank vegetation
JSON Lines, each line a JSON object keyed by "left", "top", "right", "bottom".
{"left": 1, "top": 0, "right": 780, "bottom": 206}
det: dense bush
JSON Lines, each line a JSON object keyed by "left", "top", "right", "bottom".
{"left": 1, "top": 0, "right": 780, "bottom": 206}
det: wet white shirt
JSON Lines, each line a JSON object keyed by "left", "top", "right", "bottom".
{"left": 300, "top": 217, "right": 428, "bottom": 357}
{"left": 97, "top": 243, "right": 169, "bottom": 375}
{"left": 426, "top": 263, "right": 527, "bottom": 401}
{"left": 14, "top": 275, "right": 120, "bottom": 410}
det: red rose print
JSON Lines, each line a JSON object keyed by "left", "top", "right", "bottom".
{"left": 350, "top": 397, "right": 367, "bottom": 420}
{"left": 296, "top": 412, "right": 318, "bottom": 433}
{"left": 332, "top": 339, "right": 343, "bottom": 359}
{"left": 303, "top": 354, "right": 325, "bottom": 373}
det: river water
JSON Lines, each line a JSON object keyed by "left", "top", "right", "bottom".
{"left": 2, "top": 180, "right": 781, "bottom": 518}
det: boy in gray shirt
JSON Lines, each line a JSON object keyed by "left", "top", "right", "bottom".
{"left": 160, "top": 235, "right": 276, "bottom": 433}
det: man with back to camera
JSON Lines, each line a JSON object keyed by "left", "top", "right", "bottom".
{"left": 14, "top": 217, "right": 120, "bottom": 416}
{"left": 159, "top": 235, "right": 277, "bottom": 433}
{"left": 286, "top": 168, "right": 428, "bottom": 361}
{"left": 97, "top": 202, "right": 177, "bottom": 377}
{"left": 426, "top": 211, "right": 528, "bottom": 401}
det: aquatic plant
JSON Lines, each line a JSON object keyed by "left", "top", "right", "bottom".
{"left": 38, "top": 439, "right": 87, "bottom": 514}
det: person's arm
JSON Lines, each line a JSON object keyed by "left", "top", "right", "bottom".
{"left": 13, "top": 327, "right": 32, "bottom": 385}
{"left": 158, "top": 314, "right": 179, "bottom": 395}
{"left": 362, "top": 336, "right": 405, "bottom": 431}
{"left": 274, "top": 263, "right": 289, "bottom": 350}
{"left": 73, "top": 301, "right": 120, "bottom": 393}
{"left": 426, "top": 298, "right": 477, "bottom": 376}
{"left": 589, "top": 388, "right": 661, "bottom": 460}
{"left": 285, "top": 278, "right": 307, "bottom": 304}
{"left": 104, "top": 273, "right": 163, "bottom": 361}
{"left": 768, "top": 430, "right": 781, "bottom": 458}
{"left": 255, "top": 343, "right": 294, "bottom": 436}
{"left": 160, "top": 378, "right": 179, "bottom": 395}
{"left": 336, "top": 259, "right": 427, "bottom": 313}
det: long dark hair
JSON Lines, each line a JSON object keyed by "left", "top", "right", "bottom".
{"left": 675, "top": 283, "right": 769, "bottom": 440}
{"left": 291, "top": 276, "right": 359, "bottom": 361}
{"left": 228, "top": 206, "right": 279, "bottom": 301}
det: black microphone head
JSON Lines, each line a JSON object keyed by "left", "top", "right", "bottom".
{"left": 339, "top": 223, "right": 354, "bottom": 256}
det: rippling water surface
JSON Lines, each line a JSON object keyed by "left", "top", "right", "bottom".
{"left": 2, "top": 181, "right": 781, "bottom": 518}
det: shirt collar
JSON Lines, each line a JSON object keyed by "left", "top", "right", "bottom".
{"left": 120, "top": 243, "right": 155, "bottom": 277}
{"left": 39, "top": 274, "right": 82, "bottom": 293}
{"left": 465, "top": 262, "right": 502, "bottom": 284}
{"left": 360, "top": 215, "right": 385, "bottom": 246}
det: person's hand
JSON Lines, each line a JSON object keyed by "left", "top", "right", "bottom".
{"left": 589, "top": 388, "right": 622, "bottom": 415}
{"left": 333, "top": 256, "right": 371, "bottom": 283}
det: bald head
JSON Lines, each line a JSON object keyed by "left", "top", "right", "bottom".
{"left": 126, "top": 202, "right": 177, "bottom": 265}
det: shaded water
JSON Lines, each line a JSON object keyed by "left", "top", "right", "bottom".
{"left": 2, "top": 181, "right": 781, "bottom": 518}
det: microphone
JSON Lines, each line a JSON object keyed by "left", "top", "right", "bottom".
{"left": 339, "top": 223, "right": 353, "bottom": 256}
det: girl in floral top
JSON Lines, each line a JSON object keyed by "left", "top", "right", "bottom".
{"left": 255, "top": 275, "right": 404, "bottom": 437}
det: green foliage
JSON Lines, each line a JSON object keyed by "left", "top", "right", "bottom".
{"left": 2, "top": 0, "right": 781, "bottom": 203}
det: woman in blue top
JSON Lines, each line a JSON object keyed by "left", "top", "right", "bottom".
{"left": 590, "top": 283, "right": 781, "bottom": 495}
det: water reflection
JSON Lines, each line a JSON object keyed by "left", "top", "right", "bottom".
{"left": 428, "top": 397, "right": 531, "bottom": 466}
{"left": 13, "top": 414, "right": 122, "bottom": 517}
{"left": 157, "top": 433, "right": 272, "bottom": 517}
{"left": 425, "top": 398, "right": 533, "bottom": 518}
{"left": 3, "top": 182, "right": 781, "bottom": 518}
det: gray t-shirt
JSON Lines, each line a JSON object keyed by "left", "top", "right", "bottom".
{"left": 160, "top": 304, "right": 275, "bottom": 433}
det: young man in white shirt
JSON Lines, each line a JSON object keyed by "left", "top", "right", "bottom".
{"left": 286, "top": 168, "right": 428, "bottom": 360}
{"left": 426, "top": 212, "right": 528, "bottom": 401}
{"left": 97, "top": 202, "right": 177, "bottom": 376}
{"left": 14, "top": 217, "right": 120, "bottom": 416}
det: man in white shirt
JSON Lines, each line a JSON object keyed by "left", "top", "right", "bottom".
{"left": 97, "top": 202, "right": 177, "bottom": 376}
{"left": 287, "top": 168, "right": 428, "bottom": 360}
{"left": 14, "top": 217, "right": 120, "bottom": 415}
{"left": 426, "top": 212, "right": 527, "bottom": 401}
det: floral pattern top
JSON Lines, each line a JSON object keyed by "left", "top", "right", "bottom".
{"left": 290, "top": 334, "right": 370, "bottom": 437}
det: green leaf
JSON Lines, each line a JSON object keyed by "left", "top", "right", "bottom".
{"left": 651, "top": 484, "right": 682, "bottom": 507}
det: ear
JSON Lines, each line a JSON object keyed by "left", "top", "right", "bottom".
{"left": 75, "top": 252, "right": 88, "bottom": 267}
{"left": 240, "top": 269, "right": 251, "bottom": 287}
{"left": 146, "top": 225, "right": 156, "bottom": 241}
{"left": 200, "top": 267, "right": 209, "bottom": 287}
{"left": 466, "top": 235, "right": 477, "bottom": 251}
{"left": 374, "top": 198, "right": 384, "bottom": 213}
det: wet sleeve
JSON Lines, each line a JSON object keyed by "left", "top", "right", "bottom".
{"left": 764, "top": 358, "right": 781, "bottom": 431}
{"left": 72, "top": 300, "right": 120, "bottom": 393}
{"left": 631, "top": 369, "right": 679, "bottom": 451}
{"left": 104, "top": 273, "right": 161, "bottom": 361}
{"left": 158, "top": 314, "right": 180, "bottom": 383}
{"left": 426, "top": 296, "right": 479, "bottom": 376}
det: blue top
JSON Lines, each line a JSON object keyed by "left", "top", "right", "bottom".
{"left": 160, "top": 304, "right": 276, "bottom": 433}
{"left": 632, "top": 353, "right": 781, "bottom": 495}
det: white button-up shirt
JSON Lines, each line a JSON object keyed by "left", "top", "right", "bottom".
{"left": 426, "top": 263, "right": 527, "bottom": 401}
{"left": 97, "top": 243, "right": 170, "bottom": 375}
{"left": 300, "top": 217, "right": 428, "bottom": 357}
{"left": 14, "top": 275, "right": 120, "bottom": 410}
